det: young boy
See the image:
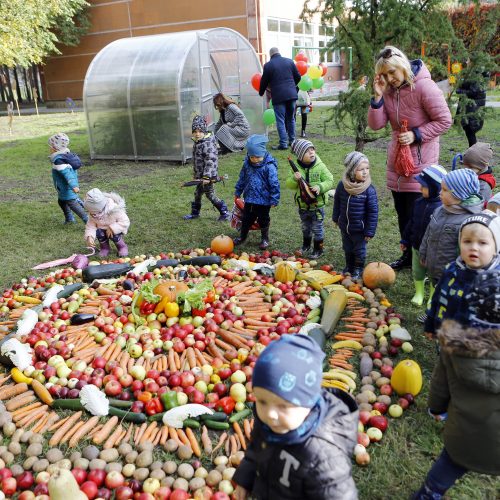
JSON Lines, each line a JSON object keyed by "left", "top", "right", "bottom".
{"left": 233, "top": 135, "right": 280, "bottom": 249}
{"left": 462, "top": 142, "right": 495, "bottom": 204}
{"left": 233, "top": 334, "right": 358, "bottom": 500}
{"left": 333, "top": 152, "right": 378, "bottom": 278}
{"left": 286, "top": 139, "right": 334, "bottom": 258}
{"left": 49, "top": 132, "right": 88, "bottom": 224}
{"left": 184, "top": 115, "right": 230, "bottom": 221}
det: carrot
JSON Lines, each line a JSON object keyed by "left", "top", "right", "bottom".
{"left": 230, "top": 434, "right": 238, "bottom": 455}
{"left": 194, "top": 348, "right": 207, "bottom": 367}
{"left": 49, "top": 411, "right": 83, "bottom": 446}
{"left": 233, "top": 421, "right": 246, "bottom": 450}
{"left": 31, "top": 414, "right": 49, "bottom": 434}
{"left": 123, "top": 424, "right": 134, "bottom": 444}
{"left": 168, "top": 427, "right": 182, "bottom": 445}
{"left": 243, "top": 318, "right": 277, "bottom": 327}
{"left": 115, "top": 428, "right": 127, "bottom": 447}
{"left": 173, "top": 351, "right": 181, "bottom": 371}
{"left": 151, "top": 428, "right": 162, "bottom": 446}
{"left": 21, "top": 407, "right": 48, "bottom": 429}
{"left": 185, "top": 427, "right": 201, "bottom": 457}
{"left": 168, "top": 349, "right": 176, "bottom": 372}
{"left": 15, "top": 405, "right": 47, "bottom": 426}
{"left": 186, "top": 348, "right": 197, "bottom": 369}
{"left": 212, "top": 432, "right": 228, "bottom": 455}
{"left": 108, "top": 343, "right": 122, "bottom": 363}
{"left": 176, "top": 428, "right": 191, "bottom": 447}
{"left": 6, "top": 392, "right": 35, "bottom": 411}
{"left": 0, "top": 382, "right": 28, "bottom": 400}
{"left": 134, "top": 422, "right": 148, "bottom": 445}
{"left": 69, "top": 416, "right": 99, "bottom": 447}
{"left": 12, "top": 401, "right": 42, "bottom": 419}
{"left": 60, "top": 419, "right": 86, "bottom": 445}
{"left": 225, "top": 436, "right": 231, "bottom": 455}
{"left": 104, "top": 424, "right": 123, "bottom": 449}
{"left": 243, "top": 419, "right": 252, "bottom": 440}
{"left": 159, "top": 426, "right": 169, "bottom": 446}
{"left": 88, "top": 424, "right": 103, "bottom": 439}
{"left": 334, "top": 335, "right": 364, "bottom": 341}
{"left": 330, "top": 360, "right": 354, "bottom": 370}
{"left": 139, "top": 422, "right": 157, "bottom": 444}
{"left": 93, "top": 416, "right": 119, "bottom": 445}
{"left": 201, "top": 425, "right": 212, "bottom": 453}
{"left": 217, "top": 329, "right": 248, "bottom": 349}
{"left": 48, "top": 415, "right": 69, "bottom": 432}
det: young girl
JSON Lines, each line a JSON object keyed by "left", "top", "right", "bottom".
{"left": 184, "top": 115, "right": 230, "bottom": 221}
{"left": 332, "top": 152, "right": 378, "bottom": 278}
{"left": 233, "top": 334, "right": 358, "bottom": 500}
{"left": 401, "top": 165, "right": 447, "bottom": 306}
{"left": 233, "top": 135, "right": 280, "bottom": 249}
{"left": 84, "top": 188, "right": 130, "bottom": 257}
{"left": 296, "top": 90, "right": 312, "bottom": 138}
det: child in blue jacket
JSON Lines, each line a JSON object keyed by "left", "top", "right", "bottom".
{"left": 333, "top": 152, "right": 378, "bottom": 278}
{"left": 233, "top": 135, "right": 280, "bottom": 249}
{"left": 49, "top": 133, "right": 87, "bottom": 224}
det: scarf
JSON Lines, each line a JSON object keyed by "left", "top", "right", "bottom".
{"left": 259, "top": 395, "right": 328, "bottom": 446}
{"left": 342, "top": 172, "right": 372, "bottom": 196}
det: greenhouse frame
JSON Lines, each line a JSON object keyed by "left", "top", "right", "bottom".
{"left": 83, "top": 28, "right": 264, "bottom": 162}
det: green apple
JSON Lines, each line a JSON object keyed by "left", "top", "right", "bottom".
{"left": 388, "top": 404, "right": 403, "bottom": 418}
{"left": 93, "top": 331, "right": 106, "bottom": 343}
{"left": 115, "top": 336, "right": 127, "bottom": 348}
{"left": 136, "top": 325, "right": 151, "bottom": 336}
{"left": 375, "top": 328, "right": 385, "bottom": 338}
{"left": 166, "top": 317, "right": 179, "bottom": 327}
{"left": 123, "top": 323, "right": 136, "bottom": 335}
{"left": 201, "top": 364, "right": 213, "bottom": 376}
{"left": 230, "top": 370, "right": 246, "bottom": 384}
{"left": 163, "top": 340, "right": 173, "bottom": 351}
{"left": 143, "top": 349, "right": 154, "bottom": 359}
{"left": 152, "top": 339, "right": 163, "bottom": 349}
{"left": 194, "top": 381, "right": 208, "bottom": 394}
{"left": 388, "top": 317, "right": 401, "bottom": 325}
{"left": 402, "top": 342, "right": 414, "bottom": 353}
{"left": 235, "top": 401, "right": 245, "bottom": 412}
{"left": 232, "top": 306, "right": 244, "bottom": 317}
{"left": 389, "top": 323, "right": 401, "bottom": 332}
{"left": 179, "top": 317, "right": 193, "bottom": 326}
{"left": 130, "top": 365, "right": 146, "bottom": 381}
{"left": 156, "top": 313, "right": 167, "bottom": 323}
{"left": 177, "top": 392, "right": 188, "bottom": 405}
{"left": 48, "top": 376, "right": 59, "bottom": 385}
{"left": 33, "top": 373, "right": 46, "bottom": 384}
{"left": 192, "top": 316, "right": 204, "bottom": 328}
{"left": 128, "top": 344, "right": 143, "bottom": 358}
{"left": 56, "top": 364, "right": 72, "bottom": 379}
{"left": 58, "top": 377, "right": 68, "bottom": 387}
{"left": 229, "top": 383, "right": 247, "bottom": 403}
{"left": 73, "top": 360, "right": 87, "bottom": 372}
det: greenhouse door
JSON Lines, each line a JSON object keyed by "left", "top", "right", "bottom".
{"left": 198, "top": 34, "right": 213, "bottom": 127}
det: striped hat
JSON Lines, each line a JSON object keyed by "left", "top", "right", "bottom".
{"left": 443, "top": 168, "right": 480, "bottom": 201}
{"left": 344, "top": 151, "right": 369, "bottom": 180}
{"left": 291, "top": 139, "right": 314, "bottom": 161}
{"left": 416, "top": 165, "right": 447, "bottom": 196}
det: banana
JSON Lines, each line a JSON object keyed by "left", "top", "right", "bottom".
{"left": 322, "top": 380, "right": 350, "bottom": 392}
{"left": 332, "top": 340, "right": 363, "bottom": 350}
{"left": 11, "top": 367, "right": 32, "bottom": 384}
{"left": 345, "top": 291, "right": 365, "bottom": 301}
{"left": 323, "top": 372, "right": 356, "bottom": 391}
{"left": 328, "top": 368, "right": 357, "bottom": 380}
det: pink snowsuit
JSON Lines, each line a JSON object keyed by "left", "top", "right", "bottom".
{"left": 84, "top": 193, "right": 130, "bottom": 241}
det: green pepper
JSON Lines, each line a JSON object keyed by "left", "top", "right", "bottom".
{"left": 160, "top": 391, "right": 179, "bottom": 411}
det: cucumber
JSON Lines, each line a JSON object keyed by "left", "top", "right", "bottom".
{"left": 57, "top": 283, "right": 84, "bottom": 299}
{"left": 70, "top": 313, "right": 96, "bottom": 325}
{"left": 183, "top": 418, "right": 201, "bottom": 429}
{"left": 82, "top": 263, "right": 132, "bottom": 282}
{"left": 52, "top": 399, "right": 84, "bottom": 410}
{"left": 229, "top": 409, "right": 253, "bottom": 423}
{"left": 108, "top": 406, "right": 147, "bottom": 423}
{"left": 200, "top": 411, "right": 227, "bottom": 422}
{"left": 203, "top": 419, "right": 230, "bottom": 430}
{"left": 148, "top": 412, "right": 167, "bottom": 422}
{"left": 107, "top": 398, "right": 133, "bottom": 409}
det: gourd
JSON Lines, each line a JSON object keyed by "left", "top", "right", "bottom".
{"left": 390, "top": 360, "right": 422, "bottom": 396}
{"left": 210, "top": 235, "right": 234, "bottom": 255}
{"left": 48, "top": 467, "right": 88, "bottom": 500}
{"left": 320, "top": 290, "right": 347, "bottom": 337}
{"left": 154, "top": 281, "right": 189, "bottom": 302}
{"left": 274, "top": 262, "right": 296, "bottom": 283}
{"left": 362, "top": 262, "right": 396, "bottom": 289}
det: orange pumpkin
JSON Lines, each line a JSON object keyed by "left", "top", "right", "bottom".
{"left": 362, "top": 262, "right": 396, "bottom": 289}
{"left": 154, "top": 281, "right": 189, "bottom": 301}
{"left": 211, "top": 234, "right": 234, "bottom": 255}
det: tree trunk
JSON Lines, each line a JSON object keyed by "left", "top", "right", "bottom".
{"left": 355, "top": 136, "right": 366, "bottom": 152}
{"left": 32, "top": 64, "right": 43, "bottom": 103}
{"left": 3, "top": 67, "right": 14, "bottom": 102}
{"left": 0, "top": 76, "right": 6, "bottom": 102}
{"left": 23, "top": 68, "right": 32, "bottom": 102}
{"left": 13, "top": 67, "right": 23, "bottom": 103}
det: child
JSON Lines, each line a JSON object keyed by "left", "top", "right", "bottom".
{"left": 83, "top": 188, "right": 130, "bottom": 257}
{"left": 486, "top": 192, "right": 500, "bottom": 215}
{"left": 401, "top": 165, "right": 447, "bottom": 306}
{"left": 233, "top": 135, "right": 280, "bottom": 249}
{"left": 287, "top": 139, "right": 334, "bottom": 259}
{"left": 184, "top": 115, "right": 230, "bottom": 221}
{"left": 296, "top": 90, "right": 312, "bottom": 138}
{"left": 49, "top": 133, "right": 88, "bottom": 224}
{"left": 462, "top": 142, "right": 495, "bottom": 204}
{"left": 332, "top": 152, "right": 378, "bottom": 278}
{"left": 232, "top": 334, "right": 358, "bottom": 500}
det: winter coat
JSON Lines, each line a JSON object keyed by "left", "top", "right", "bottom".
{"left": 478, "top": 169, "right": 496, "bottom": 204}
{"left": 214, "top": 104, "right": 251, "bottom": 152}
{"left": 233, "top": 389, "right": 359, "bottom": 500}
{"left": 401, "top": 195, "right": 441, "bottom": 250}
{"left": 419, "top": 200, "right": 483, "bottom": 282}
{"left": 259, "top": 53, "right": 301, "bottom": 105}
{"left": 192, "top": 133, "right": 219, "bottom": 179}
{"left": 50, "top": 151, "right": 83, "bottom": 201}
{"left": 428, "top": 320, "right": 500, "bottom": 475}
{"left": 367, "top": 60, "right": 452, "bottom": 193}
{"left": 84, "top": 193, "right": 130, "bottom": 240}
{"left": 285, "top": 155, "right": 334, "bottom": 210}
{"left": 332, "top": 182, "right": 378, "bottom": 238}
{"left": 234, "top": 153, "right": 280, "bottom": 206}
{"left": 456, "top": 73, "right": 488, "bottom": 131}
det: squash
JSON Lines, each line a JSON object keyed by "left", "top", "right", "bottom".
{"left": 48, "top": 468, "right": 88, "bottom": 500}
{"left": 320, "top": 290, "right": 347, "bottom": 337}
{"left": 274, "top": 262, "right": 296, "bottom": 283}
{"left": 390, "top": 360, "right": 422, "bottom": 396}
{"left": 154, "top": 281, "right": 189, "bottom": 302}
{"left": 210, "top": 235, "right": 234, "bottom": 255}
{"left": 362, "top": 262, "right": 396, "bottom": 289}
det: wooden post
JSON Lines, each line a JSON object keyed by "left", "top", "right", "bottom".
{"left": 7, "top": 101, "right": 13, "bottom": 135}
{"left": 32, "top": 87, "right": 39, "bottom": 116}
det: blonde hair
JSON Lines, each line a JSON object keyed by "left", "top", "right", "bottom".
{"left": 375, "top": 46, "right": 415, "bottom": 87}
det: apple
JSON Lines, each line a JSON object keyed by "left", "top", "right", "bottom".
{"left": 115, "top": 485, "right": 134, "bottom": 500}
{"left": 358, "top": 410, "right": 371, "bottom": 426}
{"left": 169, "top": 490, "right": 190, "bottom": 500}
{"left": 130, "top": 365, "right": 146, "bottom": 381}
{"left": 372, "top": 402, "right": 388, "bottom": 415}
{"left": 119, "top": 374, "right": 133, "bottom": 387}
{"left": 128, "top": 344, "right": 143, "bottom": 358}
{"left": 18, "top": 491, "right": 36, "bottom": 500}
{"left": 87, "top": 469, "right": 106, "bottom": 487}
{"left": 81, "top": 480, "right": 99, "bottom": 499}
{"left": 35, "top": 471, "right": 50, "bottom": 484}
{"left": 105, "top": 471, "right": 125, "bottom": 489}
{"left": 17, "top": 471, "right": 34, "bottom": 490}
{"left": 104, "top": 380, "right": 122, "bottom": 397}
{"left": 142, "top": 477, "right": 161, "bottom": 494}
{"left": 388, "top": 404, "right": 403, "bottom": 418}
{"left": 402, "top": 393, "right": 415, "bottom": 405}
{"left": 357, "top": 431, "right": 370, "bottom": 448}
{"left": 33, "top": 482, "right": 49, "bottom": 496}
{"left": 366, "top": 426, "right": 383, "bottom": 442}
{"left": 379, "top": 384, "right": 393, "bottom": 396}
{"left": 153, "top": 486, "right": 172, "bottom": 499}
{"left": 369, "top": 415, "right": 388, "bottom": 432}
{"left": 72, "top": 468, "right": 88, "bottom": 485}
{"left": 180, "top": 371, "right": 195, "bottom": 388}
{"left": 355, "top": 451, "right": 371, "bottom": 466}
{"left": 402, "top": 342, "right": 414, "bottom": 353}
{"left": 1, "top": 477, "right": 17, "bottom": 496}
{"left": 398, "top": 397, "right": 410, "bottom": 410}
{"left": 353, "top": 443, "right": 367, "bottom": 457}
{"left": 0, "top": 468, "right": 13, "bottom": 481}
{"left": 97, "top": 487, "right": 112, "bottom": 499}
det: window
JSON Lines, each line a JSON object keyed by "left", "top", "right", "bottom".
{"left": 304, "top": 23, "right": 313, "bottom": 35}
{"left": 280, "top": 20, "right": 291, "bottom": 33}
{"left": 294, "top": 22, "right": 303, "bottom": 34}
{"left": 268, "top": 19, "right": 278, "bottom": 31}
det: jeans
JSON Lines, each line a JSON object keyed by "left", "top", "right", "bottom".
{"left": 273, "top": 99, "right": 297, "bottom": 147}
{"left": 341, "top": 231, "right": 366, "bottom": 264}
{"left": 58, "top": 198, "right": 88, "bottom": 223}
{"left": 391, "top": 191, "right": 421, "bottom": 238}
{"left": 299, "top": 208, "right": 324, "bottom": 240}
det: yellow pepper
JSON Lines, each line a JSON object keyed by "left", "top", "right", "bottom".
{"left": 164, "top": 302, "right": 180, "bottom": 318}
{"left": 11, "top": 367, "right": 33, "bottom": 384}
{"left": 154, "top": 296, "right": 170, "bottom": 314}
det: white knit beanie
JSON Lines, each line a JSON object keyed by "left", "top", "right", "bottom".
{"left": 344, "top": 151, "right": 369, "bottom": 180}
{"left": 48, "top": 133, "right": 70, "bottom": 151}
{"left": 84, "top": 188, "right": 108, "bottom": 213}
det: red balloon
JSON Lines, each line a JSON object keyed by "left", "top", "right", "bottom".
{"left": 296, "top": 61, "right": 308, "bottom": 76}
{"left": 320, "top": 63, "right": 328, "bottom": 77}
{"left": 295, "top": 52, "right": 308, "bottom": 63}
{"left": 251, "top": 73, "right": 262, "bottom": 92}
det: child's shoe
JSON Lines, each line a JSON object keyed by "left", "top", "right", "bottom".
{"left": 259, "top": 227, "right": 270, "bottom": 250}
{"left": 64, "top": 219, "right": 76, "bottom": 224}
{"left": 98, "top": 240, "right": 111, "bottom": 257}
{"left": 309, "top": 240, "right": 324, "bottom": 259}
{"left": 215, "top": 200, "right": 231, "bottom": 221}
{"left": 115, "top": 237, "right": 128, "bottom": 257}
{"left": 184, "top": 202, "right": 201, "bottom": 220}
{"left": 233, "top": 236, "right": 246, "bottom": 246}
{"left": 295, "top": 236, "right": 312, "bottom": 256}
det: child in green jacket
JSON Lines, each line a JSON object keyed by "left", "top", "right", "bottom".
{"left": 286, "top": 139, "right": 334, "bottom": 258}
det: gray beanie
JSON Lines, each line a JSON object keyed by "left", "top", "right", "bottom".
{"left": 460, "top": 212, "right": 500, "bottom": 254}
{"left": 291, "top": 139, "right": 314, "bottom": 162}
{"left": 463, "top": 142, "right": 493, "bottom": 173}
{"left": 84, "top": 188, "right": 108, "bottom": 213}
{"left": 344, "top": 151, "right": 369, "bottom": 180}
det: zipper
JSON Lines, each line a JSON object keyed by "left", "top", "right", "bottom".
{"left": 346, "top": 194, "right": 351, "bottom": 235}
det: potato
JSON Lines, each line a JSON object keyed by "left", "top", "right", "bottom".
{"left": 178, "top": 463, "right": 195, "bottom": 480}
{"left": 99, "top": 448, "right": 119, "bottom": 463}
{"left": 46, "top": 448, "right": 64, "bottom": 464}
{"left": 20, "top": 430, "right": 33, "bottom": 443}
{"left": 122, "top": 464, "right": 136, "bottom": 477}
{"left": 29, "top": 433, "right": 43, "bottom": 444}
{"left": 11, "top": 429, "right": 24, "bottom": 442}
{"left": 194, "top": 467, "right": 208, "bottom": 479}
{"left": 150, "top": 461, "right": 163, "bottom": 471}
{"left": 8, "top": 441, "right": 21, "bottom": 456}
{"left": 189, "top": 477, "right": 206, "bottom": 492}
{"left": 355, "top": 393, "right": 370, "bottom": 405}
{"left": 0, "top": 451, "right": 14, "bottom": 465}
{"left": 118, "top": 443, "right": 132, "bottom": 456}
{"left": 150, "top": 469, "right": 166, "bottom": 481}
{"left": 10, "top": 464, "right": 24, "bottom": 477}
{"left": 125, "top": 451, "right": 138, "bottom": 464}
{"left": 163, "top": 461, "right": 177, "bottom": 475}
{"left": 378, "top": 345, "right": 388, "bottom": 356}
{"left": 135, "top": 450, "right": 153, "bottom": 468}
{"left": 133, "top": 467, "right": 150, "bottom": 482}
{"left": 370, "top": 371, "right": 381, "bottom": 381}
{"left": 177, "top": 445, "right": 193, "bottom": 461}
{"left": 89, "top": 458, "right": 107, "bottom": 470}
{"left": 105, "top": 462, "right": 123, "bottom": 473}
{"left": 373, "top": 358, "right": 383, "bottom": 368}
{"left": 360, "top": 384, "right": 376, "bottom": 393}
{"left": 138, "top": 441, "right": 154, "bottom": 452}
{"left": 382, "top": 358, "right": 393, "bottom": 367}
{"left": 223, "top": 467, "right": 236, "bottom": 481}
{"left": 70, "top": 451, "right": 82, "bottom": 463}
{"left": 377, "top": 395, "right": 392, "bottom": 406}
{"left": 162, "top": 476, "right": 175, "bottom": 488}
{"left": 2, "top": 422, "right": 16, "bottom": 437}
{"left": 213, "top": 455, "right": 228, "bottom": 466}
{"left": 206, "top": 470, "right": 223, "bottom": 487}
{"left": 0, "top": 413, "right": 13, "bottom": 427}
{"left": 358, "top": 403, "right": 373, "bottom": 412}
{"left": 73, "top": 458, "right": 89, "bottom": 470}
{"left": 24, "top": 456, "right": 38, "bottom": 470}
{"left": 0, "top": 446, "right": 7, "bottom": 455}
{"left": 56, "top": 459, "right": 72, "bottom": 470}
{"left": 82, "top": 445, "right": 100, "bottom": 461}
{"left": 32, "top": 459, "right": 49, "bottom": 472}
{"left": 375, "top": 377, "right": 391, "bottom": 388}
{"left": 173, "top": 477, "right": 189, "bottom": 491}
{"left": 164, "top": 439, "right": 178, "bottom": 453}
{"left": 229, "top": 451, "right": 245, "bottom": 467}
{"left": 362, "top": 345, "right": 374, "bottom": 354}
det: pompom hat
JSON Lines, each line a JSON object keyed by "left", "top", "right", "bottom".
{"left": 48, "top": 133, "right": 70, "bottom": 151}
{"left": 192, "top": 115, "right": 207, "bottom": 133}
{"left": 344, "top": 151, "right": 369, "bottom": 181}
{"left": 443, "top": 168, "right": 480, "bottom": 201}
{"left": 291, "top": 139, "right": 314, "bottom": 162}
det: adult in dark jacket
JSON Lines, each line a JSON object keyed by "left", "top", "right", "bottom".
{"left": 259, "top": 47, "right": 301, "bottom": 150}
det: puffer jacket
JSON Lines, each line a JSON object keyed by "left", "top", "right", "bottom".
{"left": 259, "top": 53, "right": 302, "bottom": 104}
{"left": 419, "top": 200, "right": 483, "bottom": 282}
{"left": 401, "top": 195, "right": 441, "bottom": 249}
{"left": 234, "top": 153, "right": 280, "bottom": 206}
{"left": 50, "top": 151, "right": 83, "bottom": 201}
{"left": 332, "top": 181, "right": 378, "bottom": 237}
{"left": 192, "top": 133, "right": 218, "bottom": 179}
{"left": 285, "top": 155, "right": 334, "bottom": 210}
{"left": 368, "top": 60, "right": 452, "bottom": 193}
{"left": 233, "top": 389, "right": 359, "bottom": 500}
{"left": 428, "top": 320, "right": 500, "bottom": 475}
{"left": 84, "top": 193, "right": 130, "bottom": 240}
{"left": 478, "top": 169, "right": 496, "bottom": 204}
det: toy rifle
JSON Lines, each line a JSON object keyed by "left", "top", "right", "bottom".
{"left": 182, "top": 174, "right": 228, "bottom": 187}
{"left": 288, "top": 157, "right": 317, "bottom": 205}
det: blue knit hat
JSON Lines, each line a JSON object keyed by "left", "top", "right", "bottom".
{"left": 416, "top": 165, "right": 447, "bottom": 197}
{"left": 246, "top": 134, "right": 268, "bottom": 157}
{"left": 443, "top": 168, "right": 480, "bottom": 201}
{"left": 252, "top": 334, "right": 325, "bottom": 408}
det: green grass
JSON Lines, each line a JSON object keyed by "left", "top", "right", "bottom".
{"left": 0, "top": 109, "right": 499, "bottom": 498}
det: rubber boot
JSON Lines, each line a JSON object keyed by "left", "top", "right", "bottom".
{"left": 411, "top": 280, "right": 425, "bottom": 306}
{"left": 427, "top": 282, "right": 435, "bottom": 309}
{"left": 351, "top": 259, "right": 365, "bottom": 280}
{"left": 215, "top": 200, "right": 231, "bottom": 222}
{"left": 234, "top": 226, "right": 250, "bottom": 246}
{"left": 309, "top": 240, "right": 324, "bottom": 259}
{"left": 183, "top": 202, "right": 201, "bottom": 220}
{"left": 296, "top": 236, "right": 312, "bottom": 256}
{"left": 98, "top": 239, "right": 111, "bottom": 257}
{"left": 343, "top": 253, "right": 355, "bottom": 275}
{"left": 390, "top": 248, "right": 412, "bottom": 270}
{"left": 412, "top": 483, "right": 443, "bottom": 500}
{"left": 259, "top": 227, "right": 270, "bottom": 250}
{"left": 114, "top": 236, "right": 129, "bottom": 257}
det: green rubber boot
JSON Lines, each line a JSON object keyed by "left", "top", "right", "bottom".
{"left": 427, "top": 282, "right": 435, "bottom": 309}
{"left": 411, "top": 280, "right": 425, "bottom": 306}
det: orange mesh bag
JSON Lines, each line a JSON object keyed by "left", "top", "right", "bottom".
{"left": 394, "top": 120, "right": 416, "bottom": 177}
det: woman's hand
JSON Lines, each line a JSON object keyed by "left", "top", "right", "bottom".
{"left": 373, "top": 74, "right": 387, "bottom": 100}
{"left": 398, "top": 131, "right": 415, "bottom": 145}
{"left": 233, "top": 486, "right": 248, "bottom": 500}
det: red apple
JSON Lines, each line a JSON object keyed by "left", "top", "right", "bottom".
{"left": 398, "top": 397, "right": 410, "bottom": 410}
{"left": 402, "top": 393, "right": 415, "bottom": 405}
{"left": 153, "top": 486, "right": 172, "bottom": 500}
{"left": 18, "top": 491, "right": 36, "bottom": 500}
{"left": 33, "top": 482, "right": 49, "bottom": 496}
{"left": 2, "top": 477, "right": 17, "bottom": 496}
{"left": 170, "top": 490, "right": 190, "bottom": 500}
{"left": 358, "top": 410, "right": 371, "bottom": 426}
{"left": 104, "top": 380, "right": 122, "bottom": 397}
{"left": 87, "top": 468, "right": 106, "bottom": 487}
{"left": 115, "top": 485, "right": 134, "bottom": 500}
{"left": 105, "top": 471, "right": 125, "bottom": 489}
{"left": 81, "top": 480, "right": 99, "bottom": 499}
{"left": 119, "top": 374, "right": 133, "bottom": 387}
{"left": 380, "top": 365, "right": 393, "bottom": 378}
{"left": 370, "top": 351, "right": 382, "bottom": 360}
{"left": 72, "top": 468, "right": 87, "bottom": 485}
{"left": 357, "top": 432, "right": 370, "bottom": 448}
{"left": 180, "top": 371, "right": 195, "bottom": 388}
{"left": 17, "top": 471, "right": 34, "bottom": 490}
{"left": 369, "top": 415, "right": 388, "bottom": 432}
{"left": 97, "top": 487, "right": 112, "bottom": 499}
{"left": 372, "top": 402, "right": 388, "bottom": 414}
{"left": 379, "top": 384, "right": 393, "bottom": 396}
{"left": 0, "top": 468, "right": 13, "bottom": 481}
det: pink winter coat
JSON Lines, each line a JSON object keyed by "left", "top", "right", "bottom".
{"left": 84, "top": 193, "right": 130, "bottom": 240}
{"left": 368, "top": 60, "right": 452, "bottom": 193}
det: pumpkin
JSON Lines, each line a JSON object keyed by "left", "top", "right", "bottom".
{"left": 274, "top": 262, "right": 296, "bottom": 283}
{"left": 211, "top": 234, "right": 234, "bottom": 255}
{"left": 154, "top": 281, "right": 189, "bottom": 302}
{"left": 390, "top": 360, "right": 422, "bottom": 396}
{"left": 362, "top": 262, "right": 396, "bottom": 289}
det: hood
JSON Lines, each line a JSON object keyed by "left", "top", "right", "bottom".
{"left": 50, "top": 152, "right": 82, "bottom": 170}
{"left": 411, "top": 59, "right": 430, "bottom": 83}
{"left": 246, "top": 152, "right": 275, "bottom": 169}
{"left": 438, "top": 320, "right": 500, "bottom": 394}
{"left": 192, "top": 132, "right": 212, "bottom": 144}
{"left": 104, "top": 192, "right": 126, "bottom": 214}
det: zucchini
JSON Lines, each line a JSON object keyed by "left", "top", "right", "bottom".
{"left": 229, "top": 409, "right": 253, "bottom": 423}
{"left": 148, "top": 412, "right": 167, "bottom": 422}
{"left": 183, "top": 418, "right": 201, "bottom": 429}
{"left": 200, "top": 411, "right": 227, "bottom": 422}
{"left": 52, "top": 399, "right": 84, "bottom": 410}
{"left": 82, "top": 263, "right": 132, "bottom": 282}
{"left": 57, "top": 283, "right": 84, "bottom": 299}
{"left": 181, "top": 256, "right": 222, "bottom": 266}
{"left": 108, "top": 406, "right": 147, "bottom": 423}
{"left": 70, "top": 313, "right": 96, "bottom": 325}
{"left": 320, "top": 290, "right": 348, "bottom": 337}
{"left": 150, "top": 259, "right": 180, "bottom": 270}
{"left": 107, "top": 398, "right": 133, "bottom": 409}
{"left": 203, "top": 419, "right": 230, "bottom": 430}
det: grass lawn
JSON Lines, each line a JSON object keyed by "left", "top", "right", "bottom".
{"left": 0, "top": 107, "right": 499, "bottom": 498}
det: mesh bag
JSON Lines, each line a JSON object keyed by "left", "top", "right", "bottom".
{"left": 394, "top": 119, "right": 416, "bottom": 177}
{"left": 230, "top": 198, "right": 260, "bottom": 231}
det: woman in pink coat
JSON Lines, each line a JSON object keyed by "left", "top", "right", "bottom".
{"left": 368, "top": 46, "right": 452, "bottom": 270}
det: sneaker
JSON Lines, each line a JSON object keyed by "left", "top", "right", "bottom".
{"left": 64, "top": 219, "right": 76, "bottom": 224}
{"left": 217, "top": 213, "right": 231, "bottom": 222}
{"left": 233, "top": 237, "right": 246, "bottom": 246}
{"left": 309, "top": 249, "right": 324, "bottom": 259}
{"left": 417, "top": 313, "right": 428, "bottom": 323}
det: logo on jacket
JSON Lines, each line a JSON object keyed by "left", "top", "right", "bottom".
{"left": 279, "top": 450, "right": 300, "bottom": 487}
{"left": 278, "top": 372, "right": 296, "bottom": 392}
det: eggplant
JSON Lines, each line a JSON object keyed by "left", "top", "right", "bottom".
{"left": 70, "top": 313, "right": 96, "bottom": 325}
{"left": 82, "top": 263, "right": 132, "bottom": 282}
{"left": 122, "top": 279, "right": 135, "bottom": 291}
{"left": 181, "top": 256, "right": 222, "bottom": 266}
{"left": 57, "top": 283, "right": 84, "bottom": 299}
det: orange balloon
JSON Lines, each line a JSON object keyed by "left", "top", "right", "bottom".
{"left": 296, "top": 61, "right": 308, "bottom": 76}
{"left": 251, "top": 73, "right": 262, "bottom": 92}
{"left": 320, "top": 63, "right": 328, "bottom": 76}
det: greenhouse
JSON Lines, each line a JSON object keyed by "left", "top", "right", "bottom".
{"left": 83, "top": 28, "right": 264, "bottom": 162}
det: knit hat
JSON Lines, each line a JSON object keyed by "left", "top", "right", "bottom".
{"left": 246, "top": 134, "right": 268, "bottom": 157}
{"left": 443, "top": 168, "right": 480, "bottom": 201}
{"left": 344, "top": 151, "right": 369, "bottom": 181}
{"left": 291, "top": 139, "right": 314, "bottom": 162}
{"left": 460, "top": 212, "right": 500, "bottom": 254}
{"left": 252, "top": 335, "right": 325, "bottom": 408}
{"left": 463, "top": 142, "right": 493, "bottom": 173}
{"left": 84, "top": 188, "right": 108, "bottom": 214}
{"left": 48, "top": 133, "right": 70, "bottom": 151}
{"left": 416, "top": 164, "right": 448, "bottom": 197}
{"left": 487, "top": 192, "right": 500, "bottom": 207}
{"left": 192, "top": 115, "right": 207, "bottom": 133}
